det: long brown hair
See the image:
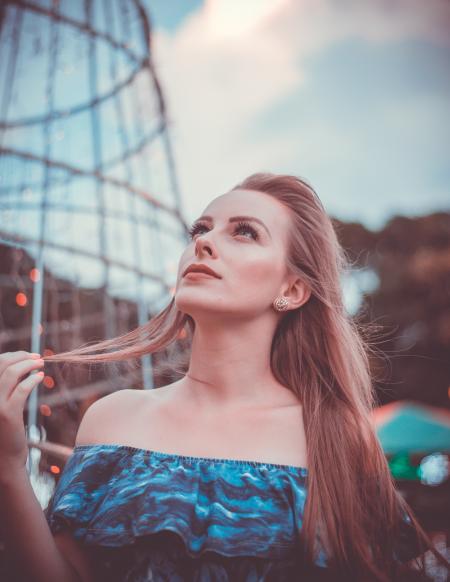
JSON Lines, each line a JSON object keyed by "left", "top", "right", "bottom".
{"left": 43, "top": 173, "right": 449, "bottom": 580}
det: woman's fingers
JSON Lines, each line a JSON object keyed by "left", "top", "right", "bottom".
{"left": 8, "top": 370, "right": 45, "bottom": 411}
{"left": 0, "top": 351, "right": 41, "bottom": 376}
{"left": 0, "top": 352, "right": 45, "bottom": 474}
{"left": 0, "top": 355, "right": 44, "bottom": 402}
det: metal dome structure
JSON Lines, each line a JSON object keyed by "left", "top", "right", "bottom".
{"left": 0, "top": 0, "right": 189, "bottom": 501}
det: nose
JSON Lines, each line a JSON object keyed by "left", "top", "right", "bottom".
{"left": 195, "top": 234, "right": 216, "bottom": 258}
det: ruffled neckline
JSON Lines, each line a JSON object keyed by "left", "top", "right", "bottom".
{"left": 74, "top": 443, "right": 309, "bottom": 474}
{"left": 44, "top": 442, "right": 418, "bottom": 570}
{"left": 45, "top": 441, "right": 315, "bottom": 562}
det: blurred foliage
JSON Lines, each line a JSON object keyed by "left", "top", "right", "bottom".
{"left": 334, "top": 211, "right": 450, "bottom": 408}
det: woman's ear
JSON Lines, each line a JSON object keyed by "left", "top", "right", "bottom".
{"left": 283, "top": 276, "right": 311, "bottom": 310}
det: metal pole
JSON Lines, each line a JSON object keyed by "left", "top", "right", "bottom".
{"left": 26, "top": 0, "right": 60, "bottom": 476}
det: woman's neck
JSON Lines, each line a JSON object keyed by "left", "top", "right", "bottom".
{"left": 180, "top": 316, "right": 300, "bottom": 411}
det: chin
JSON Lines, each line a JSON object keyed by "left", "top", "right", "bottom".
{"left": 174, "top": 293, "right": 205, "bottom": 313}
{"left": 174, "top": 293, "right": 227, "bottom": 317}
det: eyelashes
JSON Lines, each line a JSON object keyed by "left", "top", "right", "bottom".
{"left": 188, "top": 220, "right": 260, "bottom": 242}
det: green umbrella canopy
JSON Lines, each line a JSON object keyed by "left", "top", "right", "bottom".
{"left": 372, "top": 400, "right": 450, "bottom": 455}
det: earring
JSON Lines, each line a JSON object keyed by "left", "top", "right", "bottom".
{"left": 273, "top": 296, "right": 289, "bottom": 311}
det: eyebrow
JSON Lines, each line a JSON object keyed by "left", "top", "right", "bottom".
{"left": 195, "top": 215, "right": 271, "bottom": 238}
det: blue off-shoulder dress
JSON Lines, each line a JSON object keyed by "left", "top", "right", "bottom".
{"left": 44, "top": 443, "right": 327, "bottom": 581}
{"left": 44, "top": 444, "right": 418, "bottom": 582}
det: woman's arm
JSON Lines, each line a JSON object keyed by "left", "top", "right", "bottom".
{"left": 0, "top": 467, "right": 93, "bottom": 582}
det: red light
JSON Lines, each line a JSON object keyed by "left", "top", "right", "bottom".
{"left": 43, "top": 376, "right": 55, "bottom": 389}
{"left": 29, "top": 268, "right": 40, "bottom": 282}
{"left": 39, "top": 404, "right": 51, "bottom": 417}
{"left": 50, "top": 465, "right": 60, "bottom": 475}
{"left": 16, "top": 292, "right": 27, "bottom": 307}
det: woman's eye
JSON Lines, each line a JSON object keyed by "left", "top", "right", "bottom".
{"left": 234, "top": 221, "right": 259, "bottom": 240}
{"left": 188, "top": 223, "right": 208, "bottom": 239}
{"left": 188, "top": 222, "right": 259, "bottom": 241}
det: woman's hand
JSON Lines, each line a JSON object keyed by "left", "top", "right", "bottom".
{"left": 0, "top": 351, "right": 45, "bottom": 476}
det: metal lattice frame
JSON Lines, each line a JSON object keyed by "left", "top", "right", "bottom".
{"left": 0, "top": 0, "right": 189, "bottom": 486}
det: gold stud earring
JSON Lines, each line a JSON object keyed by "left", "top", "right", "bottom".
{"left": 273, "top": 296, "right": 289, "bottom": 311}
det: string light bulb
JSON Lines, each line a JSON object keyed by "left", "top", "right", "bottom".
{"left": 29, "top": 268, "right": 40, "bottom": 282}
{"left": 16, "top": 292, "right": 27, "bottom": 307}
{"left": 43, "top": 376, "right": 55, "bottom": 389}
{"left": 39, "top": 404, "right": 52, "bottom": 417}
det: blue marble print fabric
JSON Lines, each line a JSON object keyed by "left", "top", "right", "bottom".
{"left": 44, "top": 444, "right": 419, "bottom": 581}
{"left": 44, "top": 444, "right": 329, "bottom": 580}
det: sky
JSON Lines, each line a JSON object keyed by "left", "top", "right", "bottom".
{"left": 143, "top": 0, "right": 450, "bottom": 231}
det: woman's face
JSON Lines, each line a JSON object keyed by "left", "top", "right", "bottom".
{"left": 175, "top": 189, "right": 294, "bottom": 320}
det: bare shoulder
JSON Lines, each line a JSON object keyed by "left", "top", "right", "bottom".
{"left": 75, "top": 388, "right": 154, "bottom": 446}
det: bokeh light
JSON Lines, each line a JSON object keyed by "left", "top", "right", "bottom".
{"left": 16, "top": 292, "right": 27, "bottom": 307}
{"left": 39, "top": 404, "right": 52, "bottom": 417}
{"left": 29, "top": 268, "right": 40, "bottom": 282}
{"left": 43, "top": 376, "right": 55, "bottom": 389}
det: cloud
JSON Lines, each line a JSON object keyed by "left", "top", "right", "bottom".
{"left": 151, "top": 0, "right": 450, "bottom": 223}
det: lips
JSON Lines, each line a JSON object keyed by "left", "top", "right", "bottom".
{"left": 182, "top": 264, "right": 221, "bottom": 278}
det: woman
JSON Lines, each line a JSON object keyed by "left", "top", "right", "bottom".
{"left": 0, "top": 173, "right": 448, "bottom": 581}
